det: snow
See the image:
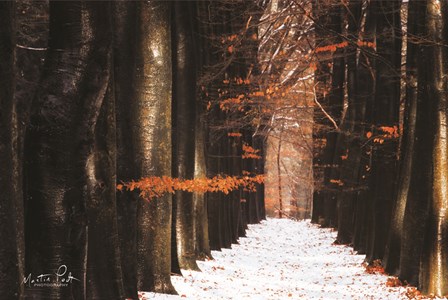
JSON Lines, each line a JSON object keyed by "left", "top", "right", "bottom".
{"left": 140, "top": 218, "right": 438, "bottom": 300}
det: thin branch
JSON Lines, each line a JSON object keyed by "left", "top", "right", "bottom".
{"left": 16, "top": 44, "right": 47, "bottom": 51}
{"left": 313, "top": 84, "right": 339, "bottom": 131}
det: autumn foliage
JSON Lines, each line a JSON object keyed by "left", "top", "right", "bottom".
{"left": 242, "top": 143, "right": 262, "bottom": 159}
{"left": 363, "top": 260, "right": 386, "bottom": 275}
{"left": 314, "top": 40, "right": 376, "bottom": 53}
{"left": 117, "top": 173, "right": 265, "bottom": 200}
{"left": 365, "top": 125, "right": 401, "bottom": 144}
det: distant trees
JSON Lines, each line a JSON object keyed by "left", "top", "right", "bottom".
{"left": 309, "top": 0, "right": 448, "bottom": 296}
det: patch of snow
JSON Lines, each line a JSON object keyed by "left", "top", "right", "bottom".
{"left": 140, "top": 218, "right": 437, "bottom": 299}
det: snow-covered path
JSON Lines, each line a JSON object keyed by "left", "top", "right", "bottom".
{"left": 142, "top": 218, "right": 416, "bottom": 299}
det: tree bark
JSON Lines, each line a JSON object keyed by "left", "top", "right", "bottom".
{"left": 335, "top": 0, "right": 363, "bottom": 245}
{"left": 419, "top": 1, "right": 448, "bottom": 295}
{"left": 383, "top": 0, "right": 422, "bottom": 275}
{"left": 24, "top": 2, "right": 112, "bottom": 298}
{"left": 172, "top": 0, "right": 200, "bottom": 271}
{"left": 366, "top": 0, "right": 401, "bottom": 263}
{"left": 352, "top": 0, "right": 376, "bottom": 254}
{"left": 319, "top": 4, "right": 346, "bottom": 229}
{"left": 193, "top": 110, "right": 212, "bottom": 260}
{"left": 113, "top": 2, "right": 139, "bottom": 298}
{"left": 398, "top": 41, "right": 431, "bottom": 288}
{"left": 311, "top": 0, "right": 333, "bottom": 224}
{"left": 0, "top": 2, "right": 25, "bottom": 298}
{"left": 133, "top": 0, "right": 176, "bottom": 294}
{"left": 86, "top": 69, "right": 124, "bottom": 300}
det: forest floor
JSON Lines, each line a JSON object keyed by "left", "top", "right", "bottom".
{"left": 141, "top": 218, "right": 441, "bottom": 300}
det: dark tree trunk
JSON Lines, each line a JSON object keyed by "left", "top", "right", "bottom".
{"left": 172, "top": 0, "right": 200, "bottom": 271}
{"left": 335, "top": 0, "right": 363, "bottom": 245}
{"left": 206, "top": 135, "right": 223, "bottom": 251}
{"left": 321, "top": 4, "right": 345, "bottom": 229}
{"left": 254, "top": 135, "right": 267, "bottom": 221}
{"left": 24, "top": 2, "right": 112, "bottom": 298}
{"left": 193, "top": 110, "right": 212, "bottom": 260}
{"left": 311, "top": 0, "right": 333, "bottom": 224}
{"left": 113, "top": 2, "right": 140, "bottom": 298}
{"left": 365, "top": 0, "right": 401, "bottom": 263}
{"left": 398, "top": 5, "right": 431, "bottom": 288}
{"left": 243, "top": 131, "right": 260, "bottom": 224}
{"left": 15, "top": 0, "right": 49, "bottom": 181}
{"left": 195, "top": 0, "right": 216, "bottom": 257}
{"left": 352, "top": 0, "right": 376, "bottom": 254}
{"left": 86, "top": 70, "right": 124, "bottom": 300}
{"left": 229, "top": 138, "right": 242, "bottom": 241}
{"left": 383, "top": 0, "right": 422, "bottom": 275}
{"left": 219, "top": 139, "right": 232, "bottom": 249}
{"left": 0, "top": 2, "right": 25, "bottom": 298}
{"left": 193, "top": 0, "right": 213, "bottom": 262}
{"left": 133, "top": 0, "right": 176, "bottom": 294}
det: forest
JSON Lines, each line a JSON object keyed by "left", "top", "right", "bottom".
{"left": 0, "top": 0, "right": 447, "bottom": 299}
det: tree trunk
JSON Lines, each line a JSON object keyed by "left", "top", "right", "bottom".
{"left": 383, "top": 0, "right": 422, "bottom": 275}
{"left": 398, "top": 48, "right": 431, "bottom": 287}
{"left": 335, "top": 0, "right": 363, "bottom": 245}
{"left": 206, "top": 136, "right": 223, "bottom": 251}
{"left": 86, "top": 69, "right": 124, "bottom": 299}
{"left": 0, "top": 2, "right": 25, "bottom": 298}
{"left": 133, "top": 0, "right": 176, "bottom": 294}
{"left": 321, "top": 5, "right": 345, "bottom": 229}
{"left": 194, "top": 0, "right": 213, "bottom": 261}
{"left": 24, "top": 2, "right": 112, "bottom": 298}
{"left": 172, "top": 0, "right": 200, "bottom": 271}
{"left": 193, "top": 110, "right": 212, "bottom": 260}
{"left": 113, "top": 2, "right": 139, "bottom": 298}
{"left": 352, "top": 0, "right": 376, "bottom": 254}
{"left": 418, "top": 1, "right": 448, "bottom": 295}
{"left": 229, "top": 137, "right": 242, "bottom": 242}
{"left": 366, "top": 0, "right": 401, "bottom": 263}
{"left": 311, "top": 0, "right": 333, "bottom": 224}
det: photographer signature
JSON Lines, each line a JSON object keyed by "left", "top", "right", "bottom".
{"left": 23, "top": 265, "right": 80, "bottom": 287}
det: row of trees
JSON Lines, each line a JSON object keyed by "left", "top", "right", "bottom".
{"left": 0, "top": 1, "right": 266, "bottom": 299}
{"left": 223, "top": 0, "right": 448, "bottom": 295}
{"left": 309, "top": 0, "right": 448, "bottom": 296}
{"left": 2, "top": 0, "right": 447, "bottom": 297}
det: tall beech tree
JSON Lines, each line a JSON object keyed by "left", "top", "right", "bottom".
{"left": 24, "top": 2, "right": 113, "bottom": 298}
{"left": 311, "top": 0, "right": 336, "bottom": 225}
{"left": 172, "top": 0, "right": 200, "bottom": 271}
{"left": 335, "top": 0, "right": 363, "bottom": 245}
{"left": 366, "top": 0, "right": 402, "bottom": 263}
{"left": 320, "top": 4, "right": 345, "bottom": 229}
{"left": 133, "top": 0, "right": 176, "bottom": 294}
{"left": 396, "top": 0, "right": 448, "bottom": 295}
{"left": 193, "top": 0, "right": 212, "bottom": 261}
{"left": 113, "top": 1, "right": 139, "bottom": 298}
{"left": 193, "top": 109, "right": 212, "bottom": 260}
{"left": 351, "top": 0, "right": 376, "bottom": 255}
{"left": 86, "top": 71, "right": 124, "bottom": 299}
{"left": 383, "top": 0, "right": 423, "bottom": 275}
{"left": 418, "top": 1, "right": 448, "bottom": 294}
{"left": 0, "top": 2, "right": 25, "bottom": 299}
{"left": 201, "top": 0, "right": 237, "bottom": 251}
